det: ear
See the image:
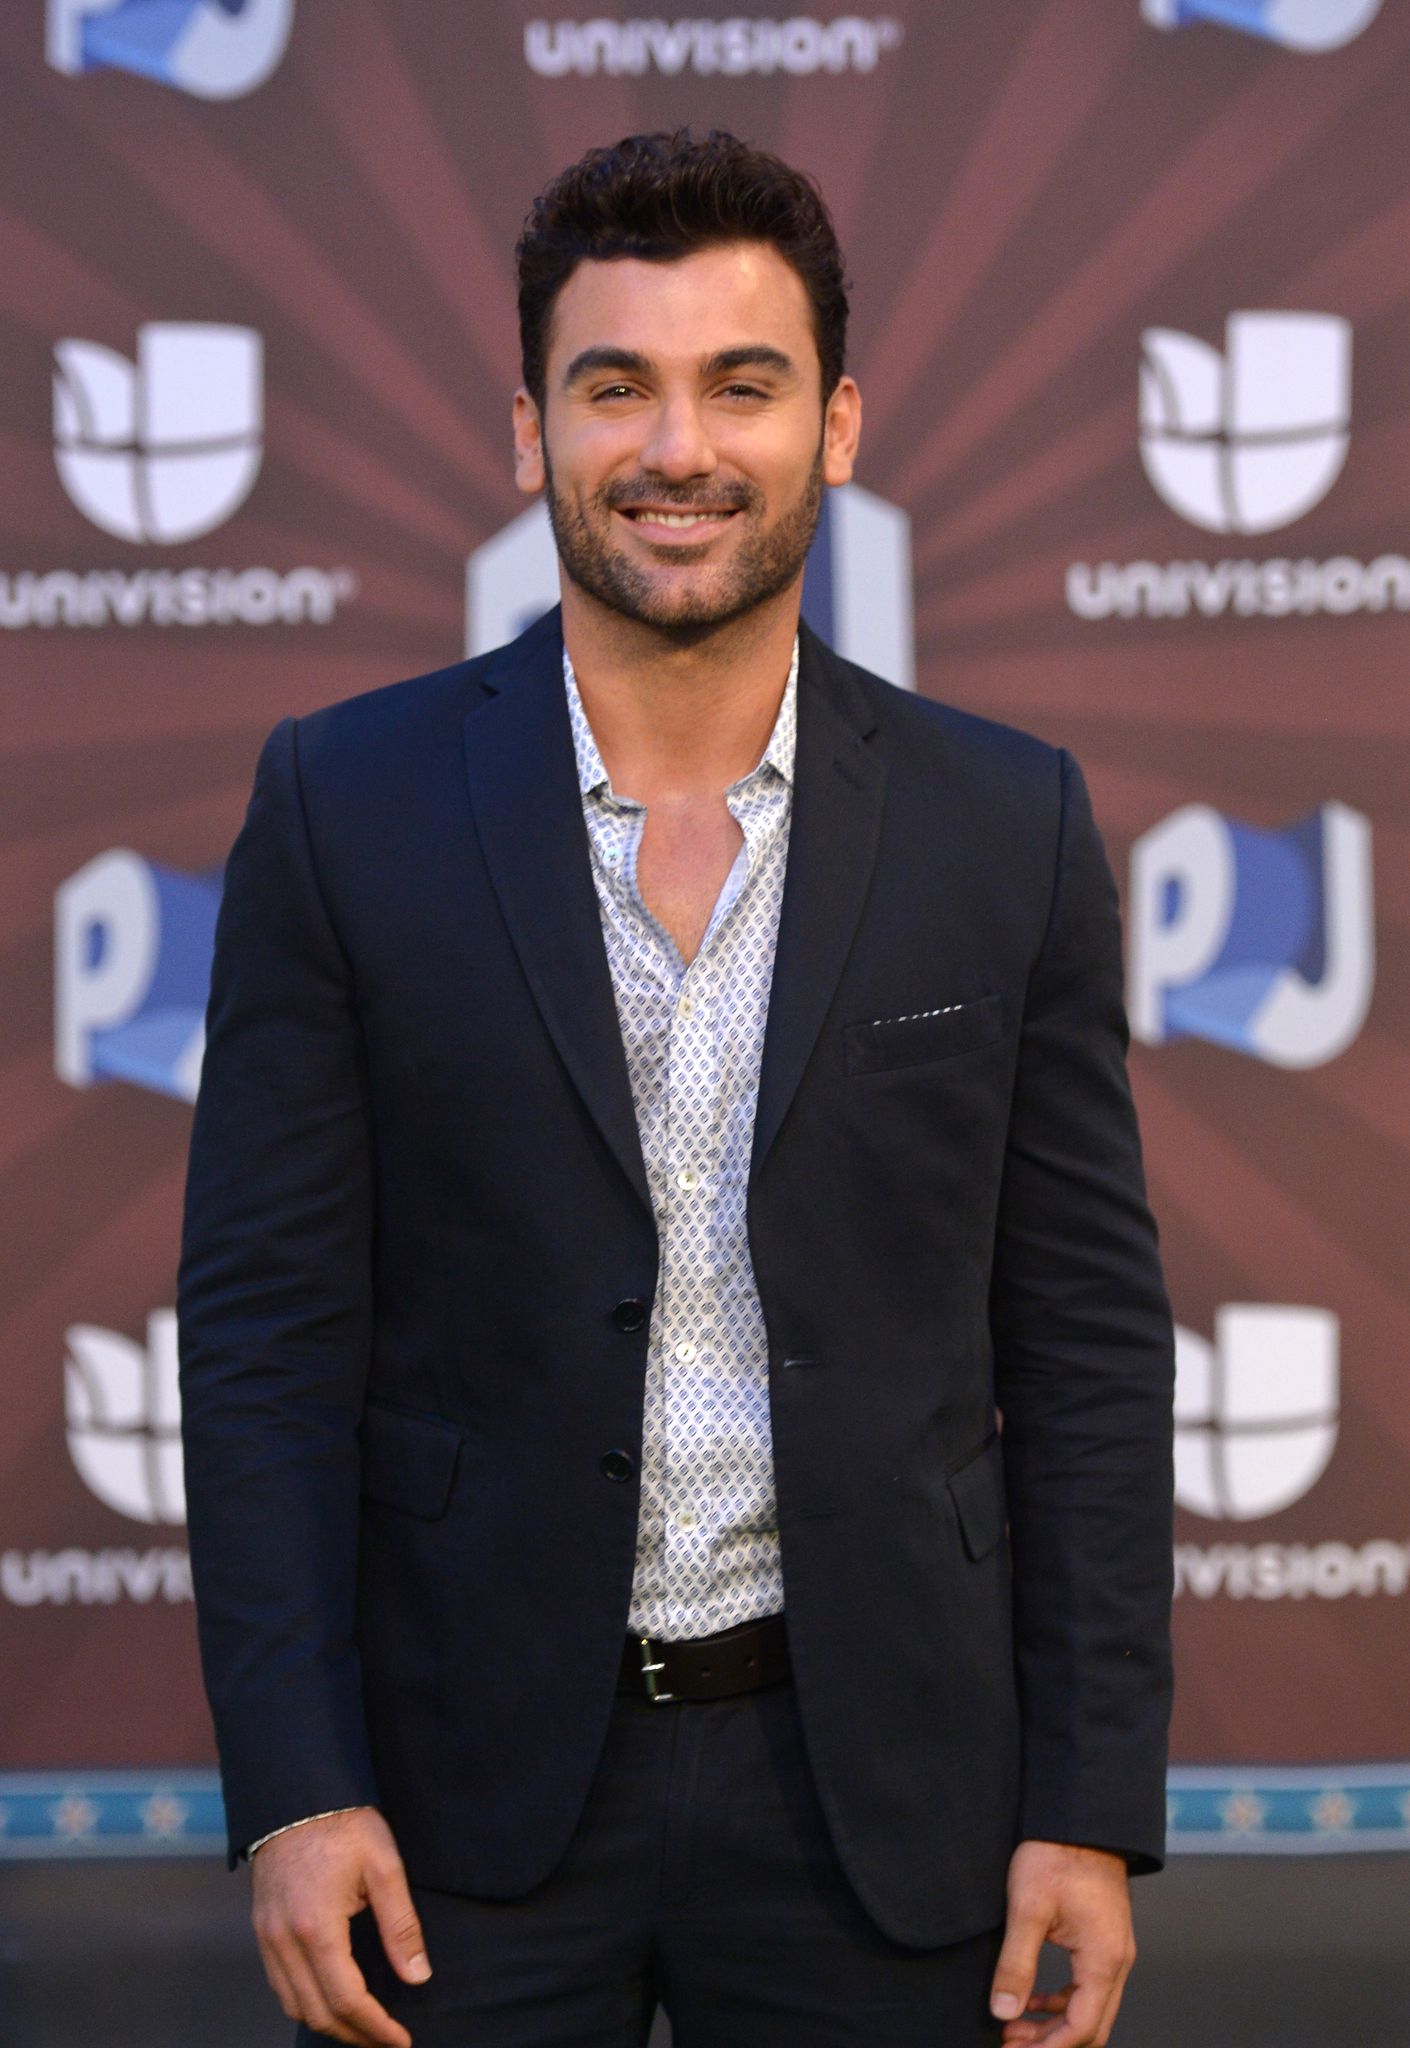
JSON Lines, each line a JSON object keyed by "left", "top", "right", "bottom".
{"left": 512, "top": 388, "right": 545, "bottom": 496}
{"left": 821, "top": 375, "right": 862, "bottom": 489}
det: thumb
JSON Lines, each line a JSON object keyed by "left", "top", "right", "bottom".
{"left": 990, "top": 1899, "right": 1046, "bottom": 2023}
{"left": 366, "top": 1852, "right": 432, "bottom": 1987}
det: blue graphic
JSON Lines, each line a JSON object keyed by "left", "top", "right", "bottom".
{"left": 1128, "top": 802, "right": 1373, "bottom": 1069}
{"left": 2, "top": 1765, "right": 1406, "bottom": 1858}
{"left": 47, "top": 0, "right": 294, "bottom": 99}
{"left": 55, "top": 851, "right": 220, "bottom": 1103}
{"left": 1141, "top": 0, "right": 1382, "bottom": 52}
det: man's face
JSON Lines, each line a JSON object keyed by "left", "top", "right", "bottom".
{"left": 513, "top": 241, "right": 860, "bottom": 635}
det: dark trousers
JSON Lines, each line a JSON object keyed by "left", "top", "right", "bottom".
{"left": 317, "top": 1678, "right": 1005, "bottom": 2046}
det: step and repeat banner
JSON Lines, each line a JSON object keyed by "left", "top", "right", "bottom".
{"left": 2, "top": 0, "right": 1407, "bottom": 1856}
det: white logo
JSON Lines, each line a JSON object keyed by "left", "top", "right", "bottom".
{"left": 524, "top": 16, "right": 902, "bottom": 75}
{"left": 48, "top": 0, "right": 294, "bottom": 99}
{"left": 65, "top": 1311, "right": 185, "bottom": 1525}
{"left": 1142, "top": 0, "right": 1381, "bottom": 54}
{"left": 1175, "top": 1306, "right": 1338, "bottom": 1521}
{"left": 53, "top": 323, "right": 263, "bottom": 544}
{"left": 1140, "top": 313, "right": 1350, "bottom": 533}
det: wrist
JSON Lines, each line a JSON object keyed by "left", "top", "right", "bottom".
{"left": 245, "top": 1805, "right": 369, "bottom": 1859}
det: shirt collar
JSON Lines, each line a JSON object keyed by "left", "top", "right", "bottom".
{"left": 563, "top": 635, "right": 799, "bottom": 802}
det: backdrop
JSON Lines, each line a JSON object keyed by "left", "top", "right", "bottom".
{"left": 2, "top": 0, "right": 1407, "bottom": 1859}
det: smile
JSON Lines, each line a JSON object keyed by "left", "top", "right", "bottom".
{"left": 618, "top": 508, "right": 738, "bottom": 530}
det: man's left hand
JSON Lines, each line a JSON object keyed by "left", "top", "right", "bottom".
{"left": 988, "top": 1839, "right": 1136, "bottom": 2047}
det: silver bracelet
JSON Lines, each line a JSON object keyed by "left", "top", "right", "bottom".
{"left": 246, "top": 1805, "right": 367, "bottom": 1858}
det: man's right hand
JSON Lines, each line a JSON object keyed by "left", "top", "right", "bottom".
{"left": 250, "top": 1806, "right": 431, "bottom": 2047}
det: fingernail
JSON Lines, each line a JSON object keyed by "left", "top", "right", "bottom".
{"left": 407, "top": 1954, "right": 431, "bottom": 1983}
{"left": 991, "top": 1993, "right": 1021, "bottom": 2019}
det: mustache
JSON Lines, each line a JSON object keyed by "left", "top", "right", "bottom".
{"left": 600, "top": 479, "right": 759, "bottom": 515}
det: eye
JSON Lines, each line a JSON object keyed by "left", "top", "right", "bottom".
{"left": 720, "top": 383, "right": 767, "bottom": 401}
{"left": 591, "top": 383, "right": 639, "bottom": 402}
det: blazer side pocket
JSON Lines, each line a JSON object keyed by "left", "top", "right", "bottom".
{"left": 947, "top": 1432, "right": 1007, "bottom": 1561}
{"left": 844, "top": 993, "right": 1002, "bottom": 1077}
{"left": 359, "top": 1399, "right": 467, "bottom": 1520}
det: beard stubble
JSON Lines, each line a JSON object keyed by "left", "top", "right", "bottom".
{"left": 541, "top": 438, "right": 825, "bottom": 639}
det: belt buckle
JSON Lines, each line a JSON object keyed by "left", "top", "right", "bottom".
{"left": 636, "top": 1635, "right": 676, "bottom": 1705}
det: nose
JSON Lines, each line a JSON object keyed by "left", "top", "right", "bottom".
{"left": 639, "top": 392, "right": 717, "bottom": 482}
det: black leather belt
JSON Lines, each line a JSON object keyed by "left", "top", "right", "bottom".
{"left": 618, "top": 1613, "right": 791, "bottom": 1704}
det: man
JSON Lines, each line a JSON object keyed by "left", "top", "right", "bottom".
{"left": 178, "top": 129, "right": 1175, "bottom": 2048}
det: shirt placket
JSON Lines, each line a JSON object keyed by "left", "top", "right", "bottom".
{"left": 581, "top": 730, "right": 791, "bottom": 1637}
{"left": 657, "top": 945, "right": 716, "bottom": 1588}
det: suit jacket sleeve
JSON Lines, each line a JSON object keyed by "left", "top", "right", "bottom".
{"left": 177, "top": 715, "right": 381, "bottom": 1867}
{"left": 991, "top": 747, "right": 1175, "bottom": 1873}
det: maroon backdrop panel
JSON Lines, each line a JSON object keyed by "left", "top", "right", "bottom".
{"left": 2, "top": 0, "right": 1406, "bottom": 1787}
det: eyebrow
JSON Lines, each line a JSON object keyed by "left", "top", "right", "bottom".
{"left": 561, "top": 344, "right": 800, "bottom": 388}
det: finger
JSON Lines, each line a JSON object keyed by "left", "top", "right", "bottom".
{"left": 366, "top": 1851, "right": 432, "bottom": 1986}
{"left": 1089, "top": 1948, "right": 1134, "bottom": 2048}
{"left": 1014, "top": 1971, "right": 1114, "bottom": 2048}
{"left": 258, "top": 1941, "right": 302, "bottom": 2023}
{"left": 276, "top": 1940, "right": 360, "bottom": 2043}
{"left": 990, "top": 1901, "right": 1048, "bottom": 2024}
{"left": 1001, "top": 2021, "right": 1068, "bottom": 2048}
{"left": 1000, "top": 2003, "right": 1074, "bottom": 2047}
{"left": 303, "top": 1929, "right": 412, "bottom": 2048}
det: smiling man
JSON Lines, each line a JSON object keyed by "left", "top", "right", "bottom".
{"left": 178, "top": 131, "right": 1176, "bottom": 2048}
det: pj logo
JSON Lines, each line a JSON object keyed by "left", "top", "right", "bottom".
{"left": 1127, "top": 801, "right": 1374, "bottom": 1068}
{"left": 1141, "top": 0, "right": 1381, "bottom": 51}
{"left": 55, "top": 849, "right": 220, "bottom": 1103}
{"left": 47, "top": 0, "right": 294, "bottom": 98}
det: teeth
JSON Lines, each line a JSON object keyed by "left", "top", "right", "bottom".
{"left": 628, "top": 510, "right": 731, "bottom": 527}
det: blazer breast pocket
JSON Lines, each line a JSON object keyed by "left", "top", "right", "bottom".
{"left": 843, "top": 993, "right": 1003, "bottom": 1077}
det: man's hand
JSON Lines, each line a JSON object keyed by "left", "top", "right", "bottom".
{"left": 250, "top": 1806, "right": 431, "bottom": 2047}
{"left": 989, "top": 1839, "right": 1136, "bottom": 2048}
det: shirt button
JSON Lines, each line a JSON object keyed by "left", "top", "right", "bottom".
{"left": 602, "top": 846, "right": 621, "bottom": 866}
{"left": 673, "top": 1339, "right": 697, "bottom": 1364}
{"left": 678, "top": 995, "right": 695, "bottom": 1018}
{"left": 674, "top": 1167, "right": 700, "bottom": 1193}
{"left": 676, "top": 1510, "right": 697, "bottom": 1531}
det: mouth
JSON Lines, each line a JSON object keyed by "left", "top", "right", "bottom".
{"left": 613, "top": 505, "right": 741, "bottom": 544}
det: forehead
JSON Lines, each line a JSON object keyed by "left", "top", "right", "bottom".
{"left": 547, "top": 242, "right": 816, "bottom": 372}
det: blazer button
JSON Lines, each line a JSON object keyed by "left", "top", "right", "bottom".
{"left": 600, "top": 1449, "right": 636, "bottom": 1483}
{"left": 611, "top": 1298, "right": 648, "bottom": 1333}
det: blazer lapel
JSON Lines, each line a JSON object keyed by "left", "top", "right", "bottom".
{"left": 462, "top": 610, "right": 651, "bottom": 1215}
{"left": 752, "top": 624, "right": 886, "bottom": 1179}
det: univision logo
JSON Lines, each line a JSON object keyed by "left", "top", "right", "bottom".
{"left": 1175, "top": 1306, "right": 1338, "bottom": 1521}
{"left": 65, "top": 1311, "right": 185, "bottom": 1526}
{"left": 1142, "top": 0, "right": 1382, "bottom": 53}
{"left": 17, "top": 322, "right": 354, "bottom": 627}
{"left": 48, "top": 0, "right": 294, "bottom": 99}
{"left": 524, "top": 15, "right": 903, "bottom": 75}
{"left": 54, "top": 323, "right": 263, "bottom": 545}
{"left": 1066, "top": 311, "right": 1404, "bottom": 620}
{"left": 1140, "top": 313, "right": 1350, "bottom": 535}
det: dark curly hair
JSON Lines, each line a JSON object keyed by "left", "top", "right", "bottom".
{"left": 515, "top": 128, "right": 849, "bottom": 415}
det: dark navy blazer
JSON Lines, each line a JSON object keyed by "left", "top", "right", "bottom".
{"left": 177, "top": 607, "right": 1175, "bottom": 1949}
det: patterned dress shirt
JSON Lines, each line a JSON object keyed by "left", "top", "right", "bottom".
{"left": 563, "top": 640, "right": 798, "bottom": 1642}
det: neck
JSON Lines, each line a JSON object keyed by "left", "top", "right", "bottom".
{"left": 559, "top": 577, "right": 800, "bottom": 802}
